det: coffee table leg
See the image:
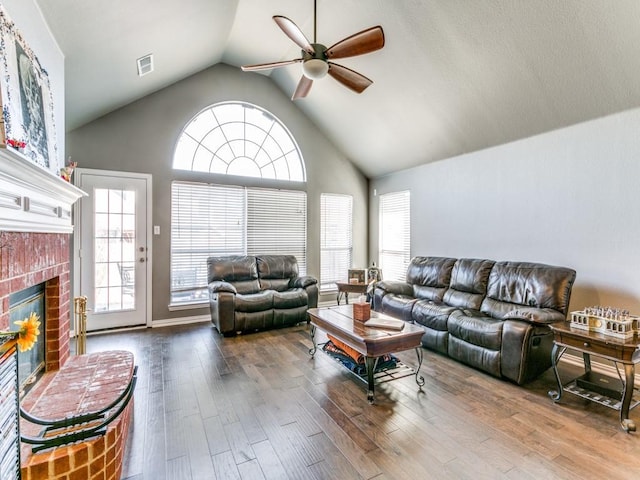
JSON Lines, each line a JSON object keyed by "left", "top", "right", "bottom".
{"left": 366, "top": 356, "right": 376, "bottom": 404}
{"left": 308, "top": 325, "right": 317, "bottom": 356}
{"left": 414, "top": 347, "right": 425, "bottom": 387}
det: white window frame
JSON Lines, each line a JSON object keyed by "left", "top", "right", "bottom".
{"left": 173, "top": 101, "right": 306, "bottom": 181}
{"left": 320, "top": 193, "right": 353, "bottom": 292}
{"left": 379, "top": 190, "right": 411, "bottom": 282}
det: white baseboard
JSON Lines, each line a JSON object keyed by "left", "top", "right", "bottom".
{"left": 151, "top": 314, "right": 210, "bottom": 328}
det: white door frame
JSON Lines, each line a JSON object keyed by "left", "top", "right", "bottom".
{"left": 73, "top": 168, "right": 153, "bottom": 329}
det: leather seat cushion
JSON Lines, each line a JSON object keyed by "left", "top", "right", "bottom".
{"left": 272, "top": 288, "right": 308, "bottom": 309}
{"left": 448, "top": 310, "right": 504, "bottom": 350}
{"left": 481, "top": 261, "right": 576, "bottom": 318}
{"left": 412, "top": 300, "right": 457, "bottom": 331}
{"left": 234, "top": 291, "right": 273, "bottom": 312}
{"left": 258, "top": 255, "right": 298, "bottom": 292}
{"left": 407, "top": 256, "right": 457, "bottom": 301}
{"left": 380, "top": 294, "right": 416, "bottom": 322}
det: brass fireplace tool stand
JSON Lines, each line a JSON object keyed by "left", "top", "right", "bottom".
{"left": 74, "top": 296, "right": 87, "bottom": 355}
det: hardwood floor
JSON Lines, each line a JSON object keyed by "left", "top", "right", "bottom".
{"left": 84, "top": 322, "right": 640, "bottom": 480}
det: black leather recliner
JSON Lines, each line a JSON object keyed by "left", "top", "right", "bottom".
{"left": 373, "top": 256, "right": 576, "bottom": 385}
{"left": 207, "top": 255, "right": 318, "bottom": 336}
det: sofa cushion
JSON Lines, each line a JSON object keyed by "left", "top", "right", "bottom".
{"left": 379, "top": 294, "right": 416, "bottom": 322}
{"left": 207, "top": 255, "right": 260, "bottom": 294}
{"left": 412, "top": 300, "right": 457, "bottom": 332}
{"left": 272, "top": 288, "right": 308, "bottom": 309}
{"left": 257, "top": 255, "right": 299, "bottom": 292}
{"left": 448, "top": 309, "right": 504, "bottom": 351}
{"left": 481, "top": 261, "right": 576, "bottom": 319}
{"left": 407, "top": 256, "right": 457, "bottom": 301}
{"left": 234, "top": 291, "right": 273, "bottom": 312}
{"left": 443, "top": 258, "right": 495, "bottom": 310}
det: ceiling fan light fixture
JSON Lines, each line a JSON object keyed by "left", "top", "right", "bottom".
{"left": 302, "top": 58, "right": 328, "bottom": 80}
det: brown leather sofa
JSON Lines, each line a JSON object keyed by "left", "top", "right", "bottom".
{"left": 207, "top": 255, "right": 318, "bottom": 336}
{"left": 373, "top": 257, "right": 576, "bottom": 384}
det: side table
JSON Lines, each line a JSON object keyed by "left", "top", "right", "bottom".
{"left": 335, "top": 282, "right": 368, "bottom": 305}
{"left": 548, "top": 321, "right": 640, "bottom": 432}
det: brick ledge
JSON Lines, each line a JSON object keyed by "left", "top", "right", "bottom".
{"left": 20, "top": 350, "right": 135, "bottom": 480}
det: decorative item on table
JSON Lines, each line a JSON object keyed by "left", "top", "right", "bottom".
{"left": 6, "top": 137, "right": 26, "bottom": 150}
{"left": 364, "top": 316, "right": 405, "bottom": 331}
{"left": 366, "top": 262, "right": 382, "bottom": 300}
{"left": 367, "top": 262, "right": 382, "bottom": 283}
{"left": 353, "top": 295, "right": 371, "bottom": 322}
{"left": 59, "top": 158, "right": 77, "bottom": 182}
{"left": 348, "top": 269, "right": 365, "bottom": 284}
{"left": 570, "top": 306, "right": 639, "bottom": 339}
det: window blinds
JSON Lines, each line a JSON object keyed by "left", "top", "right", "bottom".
{"left": 247, "top": 188, "right": 307, "bottom": 274}
{"left": 320, "top": 193, "right": 353, "bottom": 291}
{"left": 170, "top": 181, "right": 307, "bottom": 304}
{"left": 379, "top": 190, "right": 410, "bottom": 282}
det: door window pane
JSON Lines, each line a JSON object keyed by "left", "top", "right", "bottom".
{"left": 94, "top": 188, "right": 137, "bottom": 313}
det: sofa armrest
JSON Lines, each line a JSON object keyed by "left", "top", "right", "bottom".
{"left": 293, "top": 275, "right": 318, "bottom": 288}
{"left": 208, "top": 280, "right": 237, "bottom": 294}
{"left": 375, "top": 280, "right": 413, "bottom": 297}
{"left": 504, "top": 307, "right": 565, "bottom": 325}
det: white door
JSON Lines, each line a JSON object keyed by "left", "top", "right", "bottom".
{"left": 74, "top": 169, "right": 152, "bottom": 331}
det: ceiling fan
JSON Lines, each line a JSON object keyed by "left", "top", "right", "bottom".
{"left": 241, "top": 0, "right": 385, "bottom": 100}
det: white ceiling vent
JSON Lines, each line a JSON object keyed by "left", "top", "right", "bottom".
{"left": 136, "top": 54, "right": 154, "bottom": 77}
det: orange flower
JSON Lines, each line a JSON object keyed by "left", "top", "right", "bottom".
{"left": 14, "top": 312, "right": 41, "bottom": 352}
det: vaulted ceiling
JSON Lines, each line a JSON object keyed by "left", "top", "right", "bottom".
{"left": 36, "top": 0, "right": 640, "bottom": 177}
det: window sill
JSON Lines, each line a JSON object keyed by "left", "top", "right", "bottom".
{"left": 168, "top": 301, "right": 208, "bottom": 312}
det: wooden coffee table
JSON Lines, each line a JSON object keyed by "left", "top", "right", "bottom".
{"left": 307, "top": 305, "right": 425, "bottom": 403}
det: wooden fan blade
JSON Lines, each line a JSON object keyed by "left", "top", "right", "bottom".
{"left": 325, "top": 26, "right": 385, "bottom": 59}
{"left": 327, "top": 63, "right": 373, "bottom": 94}
{"left": 273, "top": 16, "right": 314, "bottom": 55}
{"left": 292, "top": 75, "right": 313, "bottom": 100}
{"left": 241, "top": 58, "right": 302, "bottom": 72}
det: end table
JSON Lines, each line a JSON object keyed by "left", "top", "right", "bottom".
{"left": 548, "top": 321, "right": 640, "bottom": 433}
{"left": 335, "top": 282, "right": 368, "bottom": 305}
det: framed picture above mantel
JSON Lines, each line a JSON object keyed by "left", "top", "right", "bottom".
{"left": 0, "top": 5, "right": 59, "bottom": 176}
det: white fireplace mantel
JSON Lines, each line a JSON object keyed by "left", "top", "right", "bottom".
{"left": 0, "top": 147, "right": 86, "bottom": 233}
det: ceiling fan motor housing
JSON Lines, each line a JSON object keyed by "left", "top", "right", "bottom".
{"left": 302, "top": 43, "right": 329, "bottom": 79}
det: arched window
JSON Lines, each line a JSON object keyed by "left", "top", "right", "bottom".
{"left": 173, "top": 101, "right": 306, "bottom": 181}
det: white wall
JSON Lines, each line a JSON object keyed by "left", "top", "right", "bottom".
{"left": 370, "top": 107, "right": 640, "bottom": 311}
{"left": 4, "top": 0, "right": 65, "bottom": 161}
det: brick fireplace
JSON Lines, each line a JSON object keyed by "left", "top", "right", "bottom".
{"left": 0, "top": 231, "right": 71, "bottom": 372}
{"left": 0, "top": 147, "right": 84, "bottom": 371}
{"left": 0, "top": 149, "right": 134, "bottom": 480}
